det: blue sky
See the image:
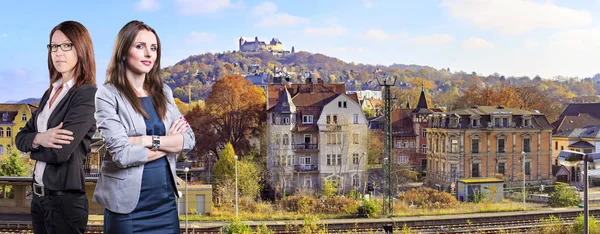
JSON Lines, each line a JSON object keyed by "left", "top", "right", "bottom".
{"left": 1, "top": 0, "right": 600, "bottom": 102}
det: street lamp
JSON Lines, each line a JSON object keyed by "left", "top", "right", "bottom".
{"left": 355, "top": 152, "right": 366, "bottom": 200}
{"left": 558, "top": 150, "right": 600, "bottom": 234}
{"left": 521, "top": 151, "right": 526, "bottom": 210}
{"left": 184, "top": 167, "right": 189, "bottom": 234}
{"left": 234, "top": 155, "right": 239, "bottom": 219}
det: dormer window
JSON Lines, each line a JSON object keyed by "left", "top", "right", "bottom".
{"left": 470, "top": 114, "right": 481, "bottom": 128}
{"left": 302, "top": 115, "right": 313, "bottom": 124}
{"left": 522, "top": 114, "right": 532, "bottom": 127}
{"left": 1, "top": 113, "right": 7, "bottom": 122}
{"left": 449, "top": 114, "right": 460, "bottom": 128}
{"left": 21, "top": 114, "right": 26, "bottom": 121}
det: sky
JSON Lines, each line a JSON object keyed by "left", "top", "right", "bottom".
{"left": 1, "top": 0, "right": 600, "bottom": 102}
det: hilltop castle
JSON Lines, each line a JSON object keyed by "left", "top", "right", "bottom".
{"left": 239, "top": 37, "right": 288, "bottom": 53}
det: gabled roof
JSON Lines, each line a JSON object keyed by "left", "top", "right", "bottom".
{"left": 552, "top": 113, "right": 600, "bottom": 134}
{"left": 560, "top": 103, "right": 600, "bottom": 119}
{"left": 0, "top": 104, "right": 37, "bottom": 125}
{"left": 391, "top": 108, "right": 416, "bottom": 136}
{"left": 554, "top": 125, "right": 600, "bottom": 139}
{"left": 568, "top": 140, "right": 595, "bottom": 149}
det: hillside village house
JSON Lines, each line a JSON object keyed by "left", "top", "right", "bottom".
{"left": 424, "top": 106, "right": 554, "bottom": 191}
{"left": 267, "top": 77, "right": 368, "bottom": 195}
{"left": 0, "top": 104, "right": 38, "bottom": 156}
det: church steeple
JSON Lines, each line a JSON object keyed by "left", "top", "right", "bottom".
{"left": 411, "top": 81, "right": 432, "bottom": 123}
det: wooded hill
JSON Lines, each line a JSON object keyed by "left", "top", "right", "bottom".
{"left": 160, "top": 50, "right": 600, "bottom": 122}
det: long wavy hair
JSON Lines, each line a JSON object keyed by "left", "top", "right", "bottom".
{"left": 105, "top": 20, "right": 167, "bottom": 120}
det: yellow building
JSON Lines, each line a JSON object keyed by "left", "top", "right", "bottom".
{"left": 425, "top": 106, "right": 554, "bottom": 191}
{"left": 0, "top": 104, "right": 38, "bottom": 156}
{"left": 552, "top": 125, "right": 600, "bottom": 183}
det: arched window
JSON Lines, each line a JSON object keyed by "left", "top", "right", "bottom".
{"left": 21, "top": 114, "right": 27, "bottom": 121}
{"left": 283, "top": 134, "right": 289, "bottom": 145}
{"left": 352, "top": 174, "right": 359, "bottom": 187}
{"left": 6, "top": 127, "right": 11, "bottom": 137}
{"left": 6, "top": 145, "right": 11, "bottom": 153}
{"left": 275, "top": 134, "right": 281, "bottom": 145}
{"left": 0, "top": 127, "right": 3, "bottom": 137}
{"left": 2, "top": 113, "right": 7, "bottom": 121}
{"left": 0, "top": 145, "right": 4, "bottom": 155}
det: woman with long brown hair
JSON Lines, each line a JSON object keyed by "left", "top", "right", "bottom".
{"left": 15, "top": 20, "right": 97, "bottom": 234}
{"left": 93, "top": 20, "right": 195, "bottom": 234}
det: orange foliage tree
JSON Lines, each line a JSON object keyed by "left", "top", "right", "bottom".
{"left": 186, "top": 74, "right": 266, "bottom": 165}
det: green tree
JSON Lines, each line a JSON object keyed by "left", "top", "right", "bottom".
{"left": 237, "top": 157, "right": 262, "bottom": 199}
{"left": 549, "top": 182, "right": 580, "bottom": 207}
{"left": 213, "top": 142, "right": 236, "bottom": 184}
{"left": 322, "top": 178, "right": 338, "bottom": 198}
{"left": 0, "top": 151, "right": 25, "bottom": 176}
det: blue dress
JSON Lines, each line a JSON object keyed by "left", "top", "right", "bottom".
{"left": 104, "top": 97, "right": 180, "bottom": 234}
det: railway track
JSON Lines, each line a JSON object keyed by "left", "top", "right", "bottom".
{"left": 0, "top": 208, "right": 592, "bottom": 234}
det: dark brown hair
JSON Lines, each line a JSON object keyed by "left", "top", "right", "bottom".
{"left": 48, "top": 21, "right": 96, "bottom": 87}
{"left": 105, "top": 20, "right": 167, "bottom": 120}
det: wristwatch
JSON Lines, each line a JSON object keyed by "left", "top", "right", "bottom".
{"left": 151, "top": 135, "right": 160, "bottom": 151}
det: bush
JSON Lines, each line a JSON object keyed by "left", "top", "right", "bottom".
{"left": 572, "top": 214, "right": 600, "bottom": 234}
{"left": 319, "top": 196, "right": 360, "bottom": 215}
{"left": 358, "top": 199, "right": 380, "bottom": 218}
{"left": 279, "top": 195, "right": 318, "bottom": 214}
{"left": 536, "top": 216, "right": 571, "bottom": 234}
{"left": 224, "top": 218, "right": 252, "bottom": 234}
{"left": 239, "top": 198, "right": 274, "bottom": 214}
{"left": 549, "top": 182, "right": 579, "bottom": 207}
{"left": 398, "top": 187, "right": 458, "bottom": 208}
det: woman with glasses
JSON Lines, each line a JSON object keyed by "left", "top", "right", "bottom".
{"left": 15, "top": 20, "right": 97, "bottom": 234}
{"left": 93, "top": 20, "right": 195, "bottom": 234}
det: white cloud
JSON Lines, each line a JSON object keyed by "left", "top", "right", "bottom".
{"left": 364, "top": 0, "right": 374, "bottom": 8}
{"left": 549, "top": 28, "right": 600, "bottom": 51}
{"left": 525, "top": 39, "right": 540, "bottom": 48}
{"left": 304, "top": 26, "right": 348, "bottom": 37}
{"left": 252, "top": 1, "right": 277, "bottom": 15}
{"left": 325, "top": 47, "right": 370, "bottom": 53}
{"left": 185, "top": 32, "right": 216, "bottom": 44}
{"left": 257, "top": 13, "right": 308, "bottom": 27}
{"left": 176, "top": 0, "right": 234, "bottom": 15}
{"left": 359, "top": 29, "right": 406, "bottom": 41}
{"left": 1, "top": 33, "right": 6, "bottom": 37}
{"left": 440, "top": 0, "right": 592, "bottom": 34}
{"left": 411, "top": 34, "right": 455, "bottom": 45}
{"left": 462, "top": 37, "right": 494, "bottom": 50}
{"left": 135, "top": 0, "right": 160, "bottom": 12}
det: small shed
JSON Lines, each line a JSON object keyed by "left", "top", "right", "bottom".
{"left": 457, "top": 178, "right": 504, "bottom": 202}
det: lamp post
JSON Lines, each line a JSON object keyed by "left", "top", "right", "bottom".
{"left": 355, "top": 152, "right": 366, "bottom": 200}
{"left": 234, "top": 155, "right": 239, "bottom": 219}
{"left": 184, "top": 167, "right": 189, "bottom": 234}
{"left": 521, "top": 151, "right": 526, "bottom": 210}
{"left": 558, "top": 150, "right": 600, "bottom": 234}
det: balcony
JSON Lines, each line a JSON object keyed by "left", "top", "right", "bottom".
{"left": 292, "top": 143, "right": 319, "bottom": 151}
{"left": 294, "top": 164, "right": 319, "bottom": 172}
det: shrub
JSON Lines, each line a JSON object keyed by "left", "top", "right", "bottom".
{"left": 239, "top": 198, "right": 274, "bottom": 213}
{"left": 279, "top": 195, "right": 318, "bottom": 214}
{"left": 549, "top": 182, "right": 579, "bottom": 207}
{"left": 358, "top": 199, "right": 380, "bottom": 218}
{"left": 398, "top": 187, "right": 458, "bottom": 208}
{"left": 536, "top": 216, "right": 571, "bottom": 234}
{"left": 572, "top": 214, "right": 600, "bottom": 234}
{"left": 319, "top": 196, "right": 361, "bottom": 215}
{"left": 224, "top": 218, "right": 252, "bottom": 234}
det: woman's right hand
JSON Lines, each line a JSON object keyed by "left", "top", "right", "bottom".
{"left": 33, "top": 122, "right": 74, "bottom": 149}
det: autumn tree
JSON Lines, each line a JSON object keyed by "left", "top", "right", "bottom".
{"left": 186, "top": 74, "right": 266, "bottom": 170}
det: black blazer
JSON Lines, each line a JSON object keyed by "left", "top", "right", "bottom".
{"left": 16, "top": 84, "right": 97, "bottom": 192}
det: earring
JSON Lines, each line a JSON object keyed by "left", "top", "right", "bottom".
{"left": 122, "top": 57, "right": 126, "bottom": 61}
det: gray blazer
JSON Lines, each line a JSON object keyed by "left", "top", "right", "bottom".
{"left": 92, "top": 83, "right": 195, "bottom": 214}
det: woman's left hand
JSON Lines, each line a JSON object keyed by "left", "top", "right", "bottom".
{"left": 168, "top": 116, "right": 188, "bottom": 136}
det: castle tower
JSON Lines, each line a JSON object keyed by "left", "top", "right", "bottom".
{"left": 239, "top": 37, "right": 244, "bottom": 51}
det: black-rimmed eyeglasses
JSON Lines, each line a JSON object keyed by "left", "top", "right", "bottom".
{"left": 47, "top": 43, "right": 74, "bottom": 52}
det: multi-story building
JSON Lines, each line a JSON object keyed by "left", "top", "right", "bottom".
{"left": 239, "top": 37, "right": 283, "bottom": 52}
{"left": 267, "top": 78, "right": 368, "bottom": 195}
{"left": 391, "top": 86, "right": 443, "bottom": 172}
{"left": 0, "top": 104, "right": 38, "bottom": 156}
{"left": 552, "top": 125, "right": 600, "bottom": 183}
{"left": 425, "top": 105, "right": 554, "bottom": 191}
